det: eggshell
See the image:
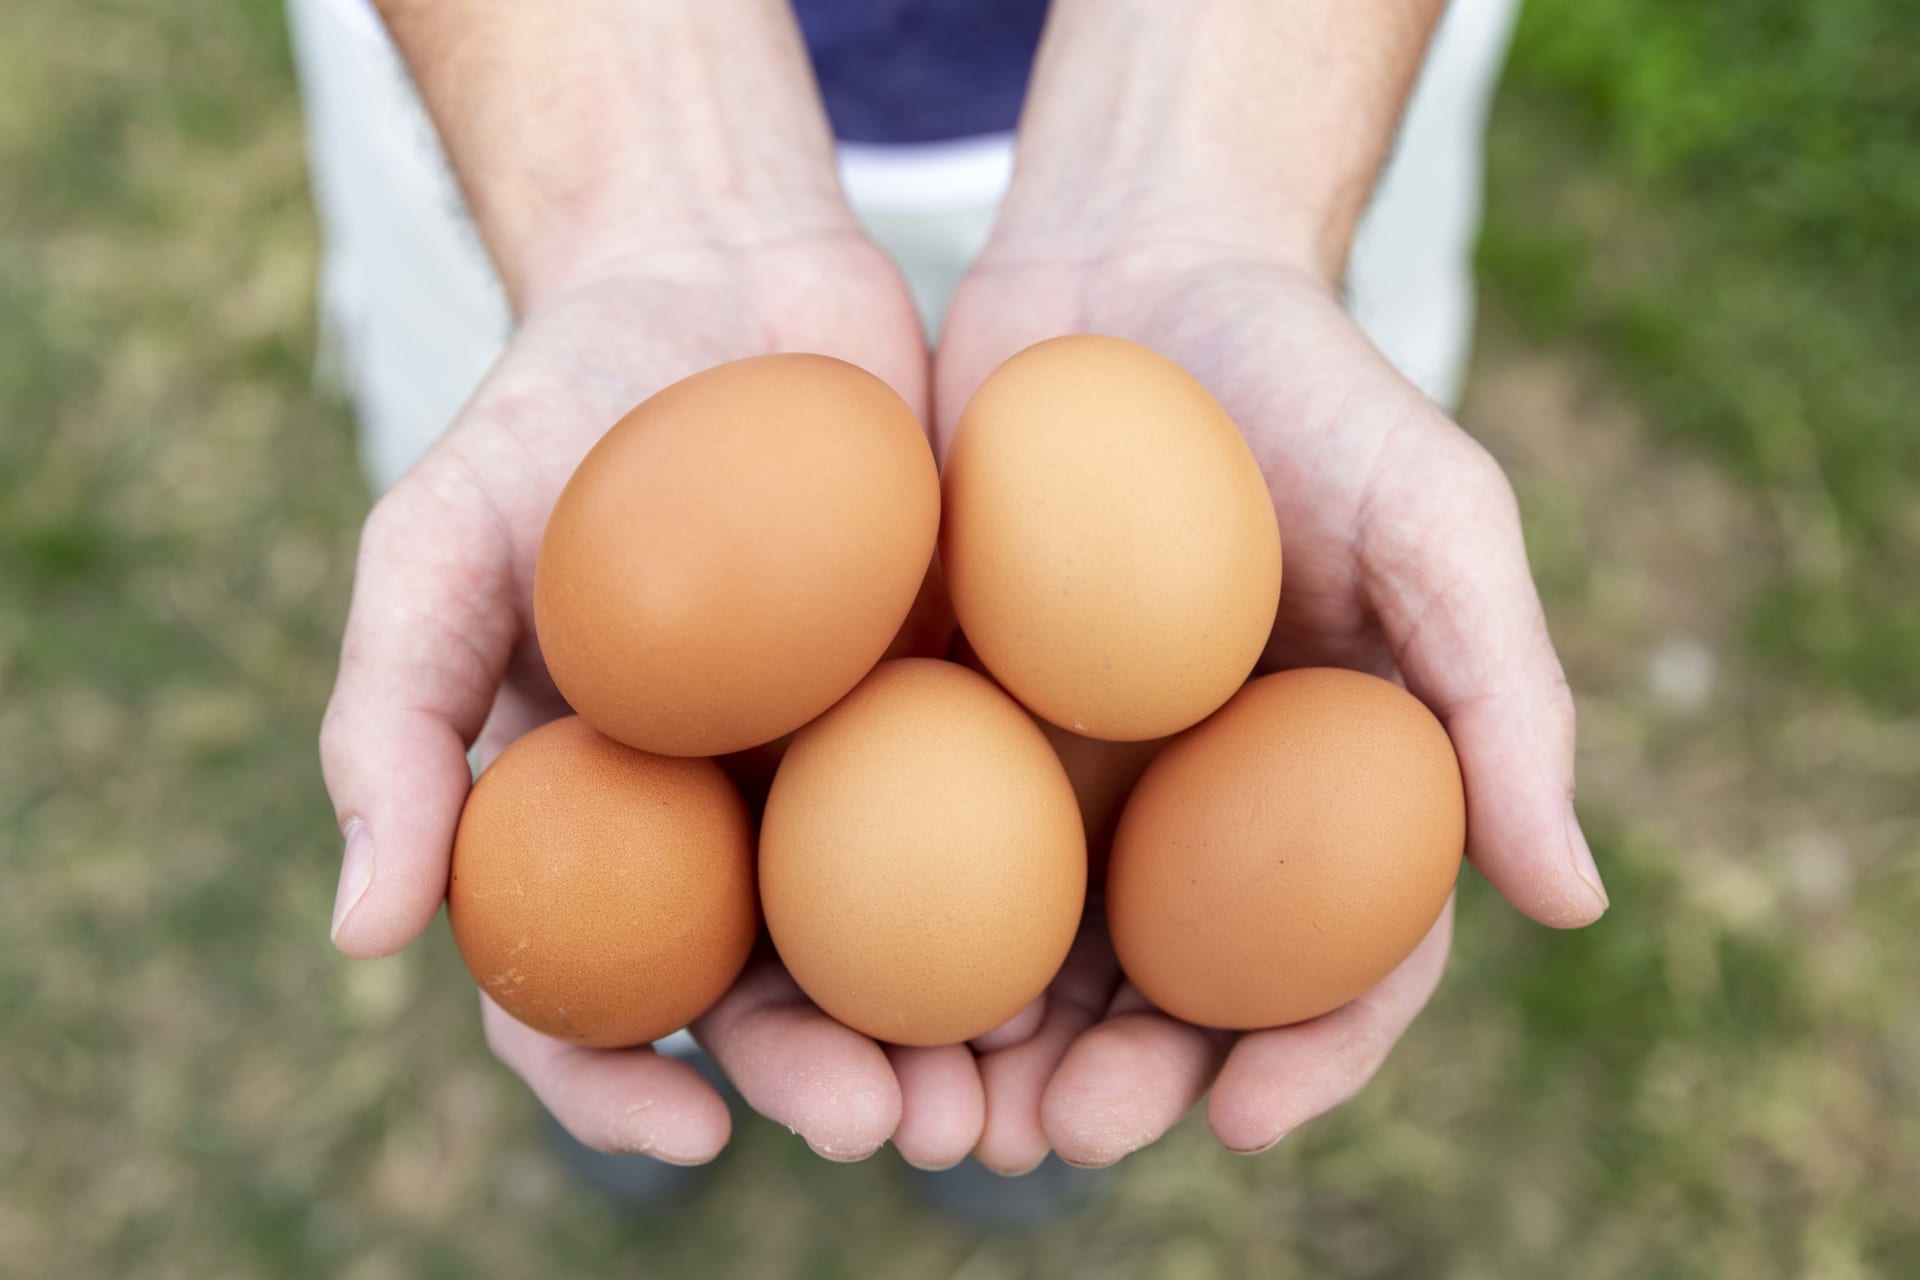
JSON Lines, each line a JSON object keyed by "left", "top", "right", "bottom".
{"left": 760, "top": 658, "right": 1086, "bottom": 1046}
{"left": 716, "top": 733, "right": 790, "bottom": 823}
{"left": 1039, "top": 722, "right": 1166, "bottom": 884}
{"left": 940, "top": 335, "right": 1282, "bottom": 741}
{"left": 447, "top": 716, "right": 758, "bottom": 1048}
{"left": 722, "top": 560, "right": 953, "bottom": 822}
{"left": 535, "top": 354, "right": 940, "bottom": 757}
{"left": 881, "top": 554, "right": 957, "bottom": 664}
{"left": 950, "top": 626, "right": 1163, "bottom": 881}
{"left": 1107, "top": 668, "right": 1463, "bottom": 1030}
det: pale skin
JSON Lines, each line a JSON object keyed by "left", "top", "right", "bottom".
{"left": 325, "top": 0, "right": 1608, "bottom": 1173}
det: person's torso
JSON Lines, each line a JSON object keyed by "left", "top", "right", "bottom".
{"left": 792, "top": 0, "right": 1048, "bottom": 143}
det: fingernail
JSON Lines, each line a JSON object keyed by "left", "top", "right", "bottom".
{"left": 899, "top": 1153, "right": 967, "bottom": 1173}
{"left": 330, "top": 819, "right": 374, "bottom": 945}
{"left": 1058, "top": 1152, "right": 1121, "bottom": 1170}
{"left": 636, "top": 1147, "right": 714, "bottom": 1169}
{"left": 1566, "top": 803, "right": 1609, "bottom": 911}
{"left": 1227, "top": 1132, "right": 1287, "bottom": 1156}
{"left": 805, "top": 1136, "right": 883, "bottom": 1164}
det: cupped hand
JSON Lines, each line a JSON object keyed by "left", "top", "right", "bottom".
{"left": 935, "top": 239, "right": 1611, "bottom": 1171}
{"left": 319, "top": 233, "right": 989, "bottom": 1170}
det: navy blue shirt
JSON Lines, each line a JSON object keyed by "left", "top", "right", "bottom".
{"left": 792, "top": 0, "right": 1049, "bottom": 144}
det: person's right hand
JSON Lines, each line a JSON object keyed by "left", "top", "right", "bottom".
{"left": 319, "top": 232, "right": 993, "bottom": 1170}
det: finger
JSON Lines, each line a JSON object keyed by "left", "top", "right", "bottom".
{"left": 319, "top": 463, "right": 521, "bottom": 958}
{"left": 973, "top": 928, "right": 1121, "bottom": 1175}
{"left": 885, "top": 1044, "right": 985, "bottom": 1171}
{"left": 694, "top": 955, "right": 902, "bottom": 1162}
{"left": 1208, "top": 897, "right": 1454, "bottom": 1153}
{"left": 928, "top": 269, "right": 1076, "bottom": 453}
{"left": 472, "top": 647, "right": 572, "bottom": 770}
{"left": 481, "top": 996, "right": 732, "bottom": 1164}
{"left": 1039, "top": 985, "right": 1233, "bottom": 1168}
{"left": 767, "top": 253, "right": 931, "bottom": 435}
{"left": 969, "top": 994, "right": 1046, "bottom": 1053}
{"left": 1361, "top": 428, "right": 1607, "bottom": 928}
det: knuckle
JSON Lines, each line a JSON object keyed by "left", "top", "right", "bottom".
{"left": 1454, "top": 438, "right": 1520, "bottom": 515}
{"left": 357, "top": 459, "right": 475, "bottom": 564}
{"left": 1542, "top": 661, "right": 1578, "bottom": 742}
{"left": 316, "top": 697, "right": 350, "bottom": 774}
{"left": 356, "top": 487, "right": 419, "bottom": 561}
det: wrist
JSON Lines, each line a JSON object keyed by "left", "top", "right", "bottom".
{"left": 378, "top": 0, "right": 860, "bottom": 312}
{"left": 983, "top": 169, "right": 1342, "bottom": 291}
{"left": 990, "top": 0, "right": 1445, "bottom": 288}
{"left": 512, "top": 176, "right": 861, "bottom": 316}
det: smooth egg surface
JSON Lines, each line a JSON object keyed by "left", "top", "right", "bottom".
{"left": 535, "top": 354, "right": 940, "bottom": 757}
{"left": 952, "top": 626, "right": 1164, "bottom": 882}
{"left": 760, "top": 659, "right": 1086, "bottom": 1046}
{"left": 940, "top": 335, "right": 1281, "bottom": 742}
{"left": 1107, "top": 668, "right": 1464, "bottom": 1030}
{"left": 1039, "top": 721, "right": 1167, "bottom": 885}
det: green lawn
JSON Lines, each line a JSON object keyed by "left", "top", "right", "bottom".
{"left": 2, "top": 2, "right": 1915, "bottom": 1276}
{"left": 1484, "top": 0, "right": 1920, "bottom": 711}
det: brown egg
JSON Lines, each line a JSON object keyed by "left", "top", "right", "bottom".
{"left": 1107, "top": 668, "right": 1463, "bottom": 1030}
{"left": 535, "top": 354, "right": 940, "bottom": 757}
{"left": 881, "top": 553, "right": 957, "bottom": 663}
{"left": 721, "top": 559, "right": 953, "bottom": 822}
{"left": 760, "top": 659, "right": 1086, "bottom": 1046}
{"left": 718, "top": 556, "right": 956, "bottom": 825}
{"left": 716, "top": 733, "right": 790, "bottom": 823}
{"left": 1039, "top": 722, "right": 1166, "bottom": 884}
{"left": 950, "top": 626, "right": 1163, "bottom": 881}
{"left": 447, "top": 716, "right": 758, "bottom": 1048}
{"left": 941, "top": 335, "right": 1282, "bottom": 742}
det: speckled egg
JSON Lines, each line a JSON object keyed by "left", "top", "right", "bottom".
{"left": 447, "top": 716, "right": 758, "bottom": 1047}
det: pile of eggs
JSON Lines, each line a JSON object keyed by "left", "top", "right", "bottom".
{"left": 448, "top": 336, "right": 1465, "bottom": 1049}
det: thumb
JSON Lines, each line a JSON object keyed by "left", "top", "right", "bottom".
{"left": 319, "top": 465, "right": 520, "bottom": 957}
{"left": 1364, "top": 429, "right": 1608, "bottom": 929}
{"left": 928, "top": 264, "right": 1086, "bottom": 457}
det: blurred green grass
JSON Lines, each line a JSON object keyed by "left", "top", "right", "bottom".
{"left": 1481, "top": 0, "right": 1920, "bottom": 710}
{"left": 2, "top": 1, "right": 1916, "bottom": 1277}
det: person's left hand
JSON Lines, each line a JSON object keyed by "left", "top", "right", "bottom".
{"left": 320, "top": 230, "right": 1001, "bottom": 1171}
{"left": 933, "top": 235, "right": 1609, "bottom": 1171}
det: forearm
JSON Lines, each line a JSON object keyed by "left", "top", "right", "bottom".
{"left": 372, "top": 0, "right": 853, "bottom": 309}
{"left": 996, "top": 0, "right": 1446, "bottom": 283}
